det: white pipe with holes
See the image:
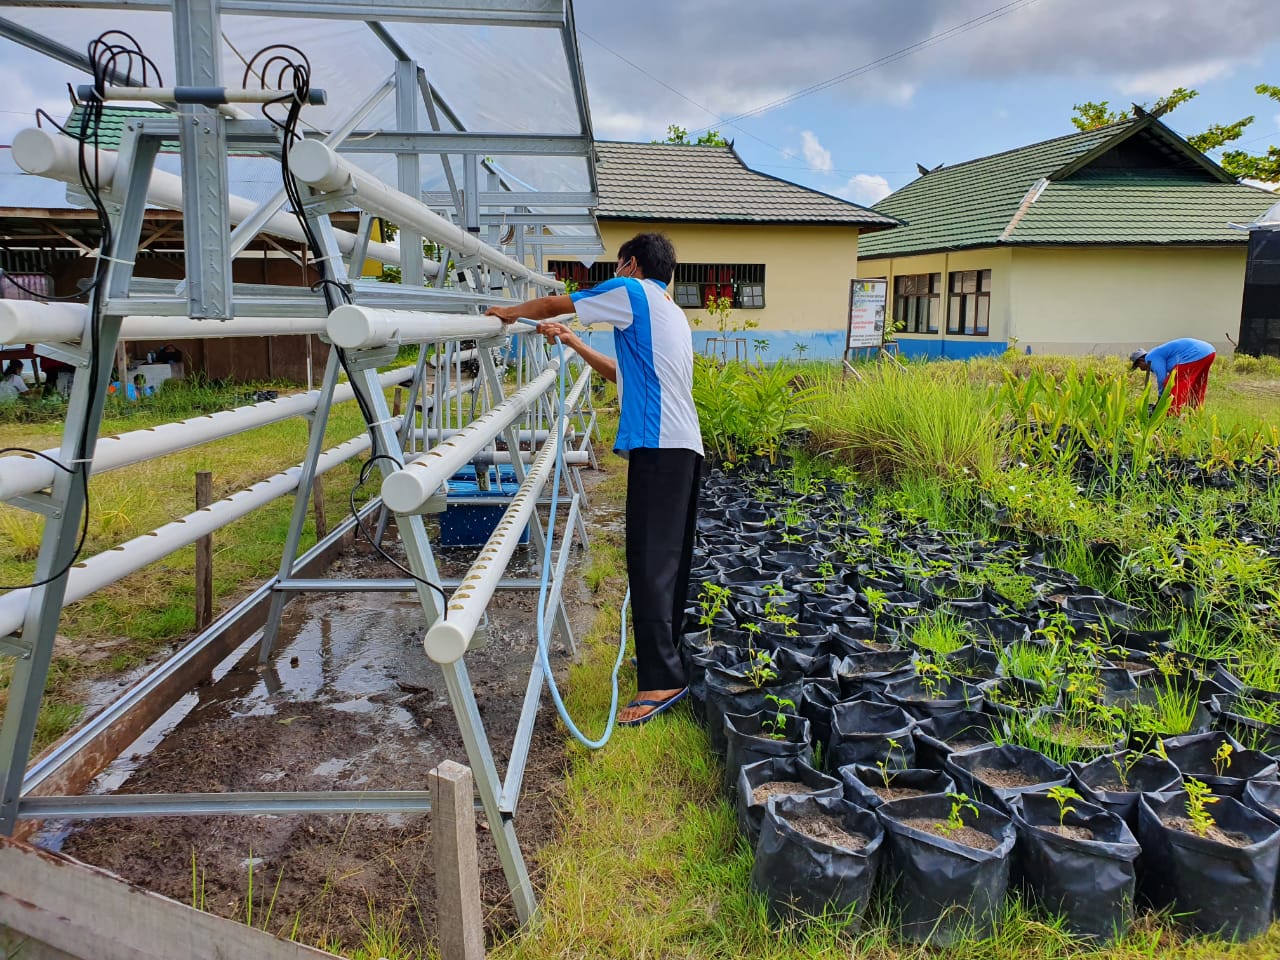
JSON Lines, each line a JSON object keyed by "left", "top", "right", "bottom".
{"left": 0, "top": 368, "right": 413, "bottom": 502}
{"left": 424, "top": 423, "right": 562, "bottom": 664}
{"left": 11, "top": 127, "right": 436, "bottom": 276}
{"left": 381, "top": 362, "right": 560, "bottom": 514}
{"left": 0, "top": 300, "right": 328, "bottom": 344}
{"left": 0, "top": 433, "right": 378, "bottom": 640}
{"left": 289, "top": 139, "right": 560, "bottom": 292}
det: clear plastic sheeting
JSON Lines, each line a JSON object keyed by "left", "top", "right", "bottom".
{"left": 0, "top": 2, "right": 598, "bottom": 237}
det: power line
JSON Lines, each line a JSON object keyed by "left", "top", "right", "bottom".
{"left": 690, "top": 0, "right": 1043, "bottom": 134}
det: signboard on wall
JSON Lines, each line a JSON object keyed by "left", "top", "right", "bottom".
{"left": 847, "top": 279, "right": 888, "bottom": 349}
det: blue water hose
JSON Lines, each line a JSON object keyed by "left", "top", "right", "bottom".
{"left": 513, "top": 318, "right": 628, "bottom": 749}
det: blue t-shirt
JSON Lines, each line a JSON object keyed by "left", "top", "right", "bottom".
{"left": 1144, "top": 338, "right": 1215, "bottom": 397}
{"left": 570, "top": 277, "right": 703, "bottom": 456}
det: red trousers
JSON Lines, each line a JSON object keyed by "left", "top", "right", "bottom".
{"left": 1166, "top": 352, "right": 1215, "bottom": 413}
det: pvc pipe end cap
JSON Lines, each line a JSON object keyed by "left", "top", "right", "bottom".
{"left": 289, "top": 139, "right": 345, "bottom": 191}
{"left": 12, "top": 127, "right": 58, "bottom": 175}
{"left": 381, "top": 469, "right": 428, "bottom": 514}
{"left": 327, "top": 304, "right": 378, "bottom": 350}
{"left": 424, "top": 621, "right": 468, "bottom": 664}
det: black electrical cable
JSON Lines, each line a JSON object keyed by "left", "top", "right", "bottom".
{"left": 0, "top": 32, "right": 154, "bottom": 594}
{"left": 256, "top": 46, "right": 449, "bottom": 610}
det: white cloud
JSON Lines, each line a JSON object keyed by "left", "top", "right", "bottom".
{"left": 800, "top": 130, "right": 832, "bottom": 172}
{"left": 1117, "top": 59, "right": 1235, "bottom": 98}
{"left": 590, "top": 108, "right": 658, "bottom": 142}
{"left": 0, "top": 61, "right": 71, "bottom": 145}
{"left": 836, "top": 173, "right": 892, "bottom": 206}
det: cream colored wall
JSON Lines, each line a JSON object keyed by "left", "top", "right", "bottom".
{"left": 860, "top": 248, "right": 1014, "bottom": 343}
{"left": 1009, "top": 246, "right": 1245, "bottom": 356}
{"left": 597, "top": 221, "right": 860, "bottom": 331}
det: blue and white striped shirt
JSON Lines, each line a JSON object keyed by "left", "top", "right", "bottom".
{"left": 570, "top": 277, "right": 703, "bottom": 456}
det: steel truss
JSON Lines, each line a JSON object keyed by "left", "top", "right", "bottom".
{"left": 0, "top": 0, "right": 602, "bottom": 925}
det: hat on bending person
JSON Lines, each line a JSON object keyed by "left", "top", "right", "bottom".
{"left": 1129, "top": 349, "right": 1148, "bottom": 369}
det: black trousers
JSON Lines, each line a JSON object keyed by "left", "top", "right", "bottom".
{"left": 625, "top": 447, "right": 702, "bottom": 691}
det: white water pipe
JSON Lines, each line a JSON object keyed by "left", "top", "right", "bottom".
{"left": 0, "top": 299, "right": 327, "bottom": 345}
{"left": 289, "top": 139, "right": 561, "bottom": 293}
{"left": 0, "top": 433, "right": 376, "bottom": 640}
{"left": 327, "top": 305, "right": 512, "bottom": 350}
{"left": 423, "top": 425, "right": 562, "bottom": 664}
{"left": 381, "top": 362, "right": 560, "bottom": 513}
{"left": 11, "top": 128, "right": 436, "bottom": 276}
{"left": 0, "top": 367, "right": 413, "bottom": 502}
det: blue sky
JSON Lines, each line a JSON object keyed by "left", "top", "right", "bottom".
{"left": 1, "top": 0, "right": 1278, "bottom": 208}
{"left": 575, "top": 0, "right": 1280, "bottom": 204}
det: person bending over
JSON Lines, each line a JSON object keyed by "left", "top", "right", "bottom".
{"left": 487, "top": 232, "right": 702, "bottom": 726}
{"left": 1129, "top": 338, "right": 1216, "bottom": 414}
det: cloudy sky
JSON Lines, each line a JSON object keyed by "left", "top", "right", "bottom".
{"left": 574, "top": 0, "right": 1280, "bottom": 204}
{"left": 1, "top": 0, "right": 1278, "bottom": 208}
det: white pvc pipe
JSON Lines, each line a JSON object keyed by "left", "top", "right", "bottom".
{"left": 289, "top": 139, "right": 560, "bottom": 293}
{"left": 423, "top": 425, "right": 562, "bottom": 664}
{"left": 0, "top": 367, "right": 413, "bottom": 502}
{"left": 327, "top": 305, "right": 512, "bottom": 350}
{"left": 11, "top": 128, "right": 435, "bottom": 275}
{"left": 0, "top": 433, "right": 374, "bottom": 640}
{"left": 0, "top": 299, "right": 327, "bottom": 345}
{"left": 381, "top": 362, "right": 560, "bottom": 513}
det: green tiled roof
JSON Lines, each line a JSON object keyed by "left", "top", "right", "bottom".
{"left": 859, "top": 118, "right": 1277, "bottom": 257}
{"left": 65, "top": 105, "right": 178, "bottom": 152}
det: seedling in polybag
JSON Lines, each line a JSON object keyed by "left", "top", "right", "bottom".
{"left": 762, "top": 694, "right": 794, "bottom": 740}
{"left": 744, "top": 648, "right": 778, "bottom": 689}
{"left": 876, "top": 737, "right": 903, "bottom": 789}
{"left": 864, "top": 587, "right": 889, "bottom": 617}
{"left": 1046, "top": 785, "right": 1083, "bottom": 828}
{"left": 914, "top": 660, "right": 945, "bottom": 700}
{"left": 1212, "top": 741, "right": 1235, "bottom": 777}
{"left": 696, "top": 582, "right": 731, "bottom": 628}
{"left": 1184, "top": 778, "right": 1220, "bottom": 837}
{"left": 937, "top": 791, "right": 979, "bottom": 837}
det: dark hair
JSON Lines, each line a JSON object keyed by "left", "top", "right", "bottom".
{"left": 617, "top": 232, "right": 677, "bottom": 283}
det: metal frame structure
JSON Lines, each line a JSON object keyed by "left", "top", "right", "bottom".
{"left": 0, "top": 0, "right": 603, "bottom": 925}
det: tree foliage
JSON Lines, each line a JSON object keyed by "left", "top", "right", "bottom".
{"left": 1071, "top": 84, "right": 1280, "bottom": 183}
{"left": 655, "top": 124, "right": 729, "bottom": 146}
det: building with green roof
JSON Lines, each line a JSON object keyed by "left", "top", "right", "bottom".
{"left": 857, "top": 116, "right": 1277, "bottom": 359}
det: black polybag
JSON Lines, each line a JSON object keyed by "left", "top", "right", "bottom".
{"left": 1161, "top": 730, "right": 1277, "bottom": 799}
{"left": 736, "top": 756, "right": 842, "bottom": 846}
{"left": 1009, "top": 792, "right": 1140, "bottom": 942}
{"left": 946, "top": 743, "right": 1071, "bottom": 813}
{"left": 750, "top": 794, "right": 884, "bottom": 927}
{"left": 838, "top": 764, "right": 954, "bottom": 811}
{"left": 877, "top": 793, "right": 1016, "bottom": 945}
{"left": 827, "top": 699, "right": 916, "bottom": 770}
{"left": 1137, "top": 791, "right": 1280, "bottom": 939}
{"left": 723, "top": 710, "right": 812, "bottom": 796}
{"left": 912, "top": 710, "right": 1003, "bottom": 771}
{"left": 1069, "top": 751, "right": 1182, "bottom": 831}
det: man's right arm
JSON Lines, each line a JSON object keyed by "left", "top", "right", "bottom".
{"left": 537, "top": 322, "right": 617, "bottom": 383}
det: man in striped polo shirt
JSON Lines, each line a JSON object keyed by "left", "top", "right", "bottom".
{"left": 487, "top": 233, "right": 703, "bottom": 726}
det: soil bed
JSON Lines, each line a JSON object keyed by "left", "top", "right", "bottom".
{"left": 973, "top": 766, "right": 1044, "bottom": 789}
{"left": 784, "top": 813, "right": 869, "bottom": 851}
{"left": 752, "top": 780, "right": 815, "bottom": 805}
{"left": 871, "top": 785, "right": 928, "bottom": 802}
{"left": 51, "top": 532, "right": 595, "bottom": 954}
{"left": 1042, "top": 824, "right": 1095, "bottom": 842}
{"left": 1162, "top": 817, "right": 1254, "bottom": 848}
{"left": 901, "top": 817, "right": 998, "bottom": 851}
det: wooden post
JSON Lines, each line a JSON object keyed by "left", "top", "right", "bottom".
{"left": 429, "top": 760, "right": 486, "bottom": 960}
{"left": 392, "top": 386, "right": 403, "bottom": 420}
{"left": 195, "top": 471, "right": 213, "bottom": 630}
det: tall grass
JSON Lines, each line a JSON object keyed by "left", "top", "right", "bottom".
{"left": 805, "top": 363, "right": 1003, "bottom": 484}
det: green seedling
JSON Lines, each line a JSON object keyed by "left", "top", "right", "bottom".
{"left": 876, "top": 736, "right": 904, "bottom": 789}
{"left": 1046, "top": 785, "right": 1083, "bottom": 828}
{"left": 937, "top": 791, "right": 980, "bottom": 837}
{"left": 864, "top": 586, "right": 888, "bottom": 617}
{"left": 914, "top": 659, "right": 945, "bottom": 700}
{"left": 744, "top": 648, "right": 778, "bottom": 689}
{"left": 1212, "top": 741, "right": 1235, "bottom": 777}
{"left": 1185, "top": 778, "right": 1220, "bottom": 837}
{"left": 696, "top": 582, "right": 731, "bottom": 628}
{"left": 762, "top": 694, "right": 794, "bottom": 740}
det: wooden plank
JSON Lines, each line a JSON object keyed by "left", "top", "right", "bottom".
{"left": 194, "top": 471, "right": 214, "bottom": 630}
{"left": 430, "top": 761, "right": 485, "bottom": 960}
{"left": 0, "top": 837, "right": 341, "bottom": 960}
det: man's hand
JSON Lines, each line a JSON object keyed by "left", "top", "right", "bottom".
{"left": 536, "top": 321, "right": 579, "bottom": 347}
{"left": 485, "top": 305, "right": 522, "bottom": 324}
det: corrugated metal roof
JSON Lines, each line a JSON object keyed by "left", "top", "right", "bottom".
{"left": 860, "top": 118, "right": 1277, "bottom": 256}
{"left": 592, "top": 140, "right": 900, "bottom": 229}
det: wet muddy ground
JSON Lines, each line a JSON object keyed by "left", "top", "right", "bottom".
{"left": 54, "top": 518, "right": 600, "bottom": 953}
